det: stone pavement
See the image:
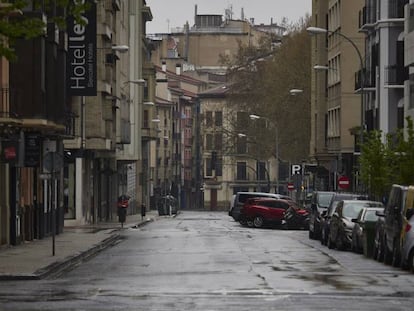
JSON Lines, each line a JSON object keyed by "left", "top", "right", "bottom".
{"left": 0, "top": 211, "right": 159, "bottom": 280}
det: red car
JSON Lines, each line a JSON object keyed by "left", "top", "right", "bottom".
{"left": 240, "top": 197, "right": 301, "bottom": 228}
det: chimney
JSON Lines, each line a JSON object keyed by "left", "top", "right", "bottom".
{"left": 162, "top": 61, "right": 167, "bottom": 72}
{"left": 176, "top": 63, "right": 181, "bottom": 75}
{"left": 241, "top": 8, "right": 244, "bottom": 20}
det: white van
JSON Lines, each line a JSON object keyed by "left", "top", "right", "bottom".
{"left": 229, "top": 192, "right": 292, "bottom": 221}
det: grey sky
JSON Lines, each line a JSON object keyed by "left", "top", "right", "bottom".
{"left": 146, "top": 0, "right": 312, "bottom": 34}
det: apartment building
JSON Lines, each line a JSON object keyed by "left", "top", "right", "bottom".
{"left": 360, "top": 0, "right": 408, "bottom": 134}
{"left": 63, "top": 0, "right": 154, "bottom": 225}
{"left": 310, "top": 0, "right": 365, "bottom": 191}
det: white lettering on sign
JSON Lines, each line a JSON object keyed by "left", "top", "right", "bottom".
{"left": 291, "top": 164, "right": 302, "bottom": 176}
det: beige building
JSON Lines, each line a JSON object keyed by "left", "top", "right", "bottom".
{"left": 64, "top": 0, "right": 154, "bottom": 224}
{"left": 310, "top": 0, "right": 365, "bottom": 191}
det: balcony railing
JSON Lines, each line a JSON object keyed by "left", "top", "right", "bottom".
{"left": 359, "top": 5, "right": 377, "bottom": 29}
{"left": 355, "top": 68, "right": 376, "bottom": 91}
{"left": 385, "top": 64, "right": 409, "bottom": 86}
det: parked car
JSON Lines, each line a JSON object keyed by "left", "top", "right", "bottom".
{"left": 376, "top": 184, "right": 408, "bottom": 267}
{"left": 320, "top": 192, "right": 369, "bottom": 245}
{"left": 400, "top": 186, "right": 414, "bottom": 271}
{"left": 239, "top": 197, "right": 297, "bottom": 228}
{"left": 229, "top": 191, "right": 292, "bottom": 222}
{"left": 351, "top": 206, "right": 384, "bottom": 255}
{"left": 283, "top": 205, "right": 310, "bottom": 230}
{"left": 308, "top": 191, "right": 335, "bottom": 239}
{"left": 328, "top": 200, "right": 383, "bottom": 250}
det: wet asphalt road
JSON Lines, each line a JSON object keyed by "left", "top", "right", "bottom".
{"left": 1, "top": 211, "right": 414, "bottom": 310}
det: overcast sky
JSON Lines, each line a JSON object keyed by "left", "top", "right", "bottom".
{"left": 146, "top": 0, "right": 312, "bottom": 34}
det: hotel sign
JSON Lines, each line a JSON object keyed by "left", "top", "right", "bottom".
{"left": 67, "top": 0, "right": 97, "bottom": 96}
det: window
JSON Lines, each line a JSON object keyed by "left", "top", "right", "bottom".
{"left": 237, "top": 162, "right": 247, "bottom": 180}
{"left": 257, "top": 162, "right": 266, "bottom": 180}
{"left": 237, "top": 136, "right": 247, "bottom": 154}
{"left": 237, "top": 111, "right": 248, "bottom": 130}
{"left": 206, "top": 158, "right": 212, "bottom": 176}
{"left": 205, "top": 111, "right": 213, "bottom": 127}
{"left": 215, "top": 111, "right": 222, "bottom": 126}
{"left": 410, "top": 5, "right": 414, "bottom": 32}
{"left": 143, "top": 110, "right": 149, "bottom": 128}
{"left": 215, "top": 157, "right": 223, "bottom": 176}
{"left": 410, "top": 74, "right": 414, "bottom": 109}
{"left": 206, "top": 134, "right": 213, "bottom": 150}
{"left": 214, "top": 133, "right": 222, "bottom": 150}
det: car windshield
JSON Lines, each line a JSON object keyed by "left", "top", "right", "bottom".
{"left": 343, "top": 203, "right": 365, "bottom": 218}
{"left": 319, "top": 193, "right": 334, "bottom": 208}
{"left": 343, "top": 202, "right": 382, "bottom": 218}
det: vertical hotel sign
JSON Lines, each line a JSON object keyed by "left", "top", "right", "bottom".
{"left": 67, "top": 0, "right": 97, "bottom": 96}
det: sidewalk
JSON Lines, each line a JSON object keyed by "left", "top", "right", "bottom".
{"left": 0, "top": 211, "right": 159, "bottom": 281}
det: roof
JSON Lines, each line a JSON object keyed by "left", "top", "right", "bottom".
{"left": 198, "top": 85, "right": 230, "bottom": 98}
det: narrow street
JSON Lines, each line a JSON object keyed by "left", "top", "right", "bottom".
{"left": 0, "top": 211, "right": 413, "bottom": 311}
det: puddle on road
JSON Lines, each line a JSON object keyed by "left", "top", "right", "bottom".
{"left": 291, "top": 273, "right": 354, "bottom": 290}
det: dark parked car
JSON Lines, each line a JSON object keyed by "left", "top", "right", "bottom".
{"left": 351, "top": 206, "right": 384, "bottom": 255}
{"left": 229, "top": 191, "right": 292, "bottom": 222}
{"left": 320, "top": 192, "right": 369, "bottom": 245}
{"left": 239, "top": 197, "right": 298, "bottom": 228}
{"left": 308, "top": 191, "right": 335, "bottom": 239}
{"left": 328, "top": 200, "right": 383, "bottom": 250}
{"left": 376, "top": 184, "right": 408, "bottom": 267}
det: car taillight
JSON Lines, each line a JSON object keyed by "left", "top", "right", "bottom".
{"left": 405, "top": 224, "right": 412, "bottom": 233}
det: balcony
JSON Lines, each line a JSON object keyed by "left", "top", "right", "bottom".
{"left": 359, "top": 6, "right": 377, "bottom": 31}
{"left": 355, "top": 68, "right": 376, "bottom": 91}
{"left": 384, "top": 64, "right": 408, "bottom": 86}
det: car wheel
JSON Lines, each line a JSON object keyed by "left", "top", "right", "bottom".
{"left": 392, "top": 240, "right": 402, "bottom": 268}
{"left": 336, "top": 234, "right": 345, "bottom": 251}
{"left": 327, "top": 233, "right": 335, "bottom": 249}
{"left": 377, "top": 238, "right": 385, "bottom": 262}
{"left": 384, "top": 240, "right": 393, "bottom": 265}
{"left": 309, "top": 229, "right": 314, "bottom": 239}
{"left": 321, "top": 228, "right": 327, "bottom": 245}
{"left": 253, "top": 216, "right": 264, "bottom": 228}
{"left": 408, "top": 249, "right": 414, "bottom": 273}
{"left": 246, "top": 220, "right": 254, "bottom": 227}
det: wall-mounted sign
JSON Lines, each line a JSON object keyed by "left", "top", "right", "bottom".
{"left": 67, "top": 0, "right": 97, "bottom": 96}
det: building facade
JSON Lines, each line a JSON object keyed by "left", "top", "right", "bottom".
{"left": 310, "top": 0, "right": 365, "bottom": 192}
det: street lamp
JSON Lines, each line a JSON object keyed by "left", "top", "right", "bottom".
{"left": 307, "top": 26, "right": 364, "bottom": 149}
{"left": 248, "top": 114, "right": 279, "bottom": 193}
{"left": 111, "top": 45, "right": 129, "bottom": 53}
{"left": 313, "top": 65, "right": 330, "bottom": 71}
{"left": 289, "top": 89, "right": 304, "bottom": 96}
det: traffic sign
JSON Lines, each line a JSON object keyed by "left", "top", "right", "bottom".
{"left": 287, "top": 182, "right": 295, "bottom": 191}
{"left": 338, "top": 175, "right": 350, "bottom": 189}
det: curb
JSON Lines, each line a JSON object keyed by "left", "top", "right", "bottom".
{"left": 0, "top": 215, "right": 157, "bottom": 281}
{"left": 0, "top": 233, "right": 122, "bottom": 281}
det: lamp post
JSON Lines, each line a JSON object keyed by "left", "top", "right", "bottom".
{"left": 248, "top": 114, "right": 279, "bottom": 193}
{"left": 307, "top": 26, "right": 364, "bottom": 150}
